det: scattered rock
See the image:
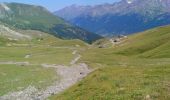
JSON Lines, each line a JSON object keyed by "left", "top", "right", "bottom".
{"left": 38, "top": 63, "right": 92, "bottom": 100}
{"left": 118, "top": 35, "right": 127, "bottom": 39}
{"left": 98, "top": 45, "right": 106, "bottom": 48}
{"left": 72, "top": 50, "right": 77, "bottom": 55}
{"left": 75, "top": 45, "right": 80, "bottom": 47}
{"left": 0, "top": 86, "right": 38, "bottom": 100}
{"left": 145, "top": 94, "right": 151, "bottom": 100}
{"left": 25, "top": 54, "right": 31, "bottom": 59}
{"left": 114, "top": 39, "right": 120, "bottom": 42}
{"left": 0, "top": 51, "right": 95, "bottom": 100}
{"left": 0, "top": 63, "right": 93, "bottom": 100}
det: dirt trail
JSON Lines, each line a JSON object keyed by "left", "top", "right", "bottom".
{"left": 0, "top": 50, "right": 93, "bottom": 100}
{"left": 38, "top": 63, "right": 91, "bottom": 100}
{"left": 0, "top": 61, "right": 30, "bottom": 65}
{"left": 70, "top": 50, "right": 81, "bottom": 65}
{"left": 1, "top": 63, "right": 92, "bottom": 100}
{"left": 70, "top": 55, "right": 81, "bottom": 65}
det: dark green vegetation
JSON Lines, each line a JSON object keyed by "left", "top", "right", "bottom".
{"left": 0, "top": 3, "right": 102, "bottom": 43}
{"left": 50, "top": 25, "right": 170, "bottom": 100}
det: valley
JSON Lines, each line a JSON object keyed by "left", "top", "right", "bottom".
{"left": 0, "top": 24, "right": 91, "bottom": 99}
{"left": 0, "top": 24, "right": 170, "bottom": 100}
{"left": 0, "top": 0, "right": 170, "bottom": 100}
{"left": 0, "top": 28, "right": 91, "bottom": 99}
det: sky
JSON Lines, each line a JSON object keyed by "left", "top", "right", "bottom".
{"left": 0, "top": 0, "right": 120, "bottom": 11}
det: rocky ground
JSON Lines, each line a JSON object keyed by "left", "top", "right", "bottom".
{"left": 0, "top": 50, "right": 93, "bottom": 100}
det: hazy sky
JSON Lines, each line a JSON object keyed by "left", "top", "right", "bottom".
{"left": 0, "top": 0, "right": 120, "bottom": 11}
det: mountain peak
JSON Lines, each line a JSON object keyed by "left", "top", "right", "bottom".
{"left": 55, "top": 0, "right": 170, "bottom": 36}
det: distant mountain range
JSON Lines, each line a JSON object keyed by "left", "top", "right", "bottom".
{"left": 55, "top": 0, "right": 170, "bottom": 36}
{"left": 0, "top": 3, "right": 102, "bottom": 43}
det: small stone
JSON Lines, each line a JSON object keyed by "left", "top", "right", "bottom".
{"left": 145, "top": 94, "right": 151, "bottom": 100}
{"left": 51, "top": 93, "right": 55, "bottom": 95}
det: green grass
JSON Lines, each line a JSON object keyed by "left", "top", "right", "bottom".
{"left": 0, "top": 29, "right": 88, "bottom": 96}
{"left": 51, "top": 47, "right": 170, "bottom": 100}
{"left": 50, "top": 25, "right": 170, "bottom": 100}
{"left": 0, "top": 46, "right": 74, "bottom": 65}
{"left": 0, "top": 45, "right": 74, "bottom": 95}
{"left": 115, "top": 25, "right": 170, "bottom": 57}
{"left": 52, "top": 64, "right": 170, "bottom": 100}
{"left": 0, "top": 64, "right": 57, "bottom": 96}
{"left": 0, "top": 43, "right": 76, "bottom": 96}
{"left": 1, "top": 24, "right": 170, "bottom": 99}
{"left": 0, "top": 28, "right": 88, "bottom": 65}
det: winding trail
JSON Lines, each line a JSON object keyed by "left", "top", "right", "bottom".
{"left": 0, "top": 61, "right": 30, "bottom": 65}
{"left": 70, "top": 50, "right": 81, "bottom": 65}
{"left": 0, "top": 49, "right": 93, "bottom": 100}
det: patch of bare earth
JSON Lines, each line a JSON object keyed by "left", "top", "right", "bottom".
{"left": 0, "top": 50, "right": 94, "bottom": 100}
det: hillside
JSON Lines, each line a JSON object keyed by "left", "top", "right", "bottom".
{"left": 0, "top": 23, "right": 85, "bottom": 46}
{"left": 0, "top": 18, "right": 170, "bottom": 100}
{"left": 90, "top": 25, "right": 170, "bottom": 58}
{"left": 50, "top": 25, "right": 170, "bottom": 100}
{"left": 55, "top": 0, "right": 170, "bottom": 36}
{"left": 0, "top": 23, "right": 90, "bottom": 99}
{"left": 114, "top": 25, "right": 170, "bottom": 58}
{"left": 0, "top": 2, "right": 170, "bottom": 99}
{"left": 0, "top": 3, "right": 102, "bottom": 43}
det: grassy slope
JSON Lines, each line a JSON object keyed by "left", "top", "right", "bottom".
{"left": 0, "top": 29, "right": 88, "bottom": 96}
{"left": 115, "top": 25, "right": 170, "bottom": 58}
{"left": 51, "top": 25, "right": 170, "bottom": 100}
{"left": 4, "top": 3, "right": 64, "bottom": 32}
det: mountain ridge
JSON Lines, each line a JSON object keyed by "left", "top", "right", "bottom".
{"left": 0, "top": 2, "right": 102, "bottom": 43}
{"left": 55, "top": 0, "right": 170, "bottom": 36}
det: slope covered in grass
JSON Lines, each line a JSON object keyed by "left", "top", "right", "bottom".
{"left": 53, "top": 64, "right": 170, "bottom": 100}
{"left": 115, "top": 25, "right": 170, "bottom": 58}
{"left": 50, "top": 25, "right": 170, "bottom": 100}
{"left": 0, "top": 25, "right": 89, "bottom": 97}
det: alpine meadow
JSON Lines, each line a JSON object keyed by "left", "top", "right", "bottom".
{"left": 0, "top": 0, "right": 170, "bottom": 100}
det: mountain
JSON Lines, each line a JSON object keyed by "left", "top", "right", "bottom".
{"left": 55, "top": 0, "right": 170, "bottom": 36}
{"left": 0, "top": 3, "right": 102, "bottom": 43}
{"left": 0, "top": 21, "right": 89, "bottom": 48}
